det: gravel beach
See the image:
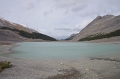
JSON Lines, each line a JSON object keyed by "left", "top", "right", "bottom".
{"left": 0, "top": 42, "right": 120, "bottom": 79}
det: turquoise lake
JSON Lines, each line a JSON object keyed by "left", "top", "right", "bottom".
{"left": 6, "top": 42, "right": 120, "bottom": 60}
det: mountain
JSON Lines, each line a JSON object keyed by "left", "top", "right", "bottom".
{"left": 71, "top": 15, "right": 120, "bottom": 42}
{"left": 0, "top": 17, "right": 56, "bottom": 41}
{"left": 65, "top": 33, "right": 77, "bottom": 40}
{"left": 0, "top": 29, "right": 25, "bottom": 41}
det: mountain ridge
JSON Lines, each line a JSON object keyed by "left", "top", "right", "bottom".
{"left": 0, "top": 17, "right": 56, "bottom": 41}
{"left": 0, "top": 17, "right": 37, "bottom": 33}
{"left": 71, "top": 14, "right": 120, "bottom": 42}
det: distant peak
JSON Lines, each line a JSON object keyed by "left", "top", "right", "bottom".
{"left": 0, "top": 16, "right": 5, "bottom": 21}
{"left": 103, "top": 14, "right": 114, "bottom": 18}
{"left": 94, "top": 14, "right": 115, "bottom": 21}
{"left": 93, "top": 15, "right": 102, "bottom": 21}
{"left": 96, "top": 15, "right": 102, "bottom": 19}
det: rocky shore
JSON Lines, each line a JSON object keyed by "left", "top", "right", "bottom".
{"left": 0, "top": 42, "right": 120, "bottom": 79}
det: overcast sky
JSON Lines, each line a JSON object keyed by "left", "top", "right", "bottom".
{"left": 0, "top": 0, "right": 120, "bottom": 39}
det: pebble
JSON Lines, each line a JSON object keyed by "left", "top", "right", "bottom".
{"left": 95, "top": 75, "right": 98, "bottom": 77}
{"left": 85, "top": 68, "right": 89, "bottom": 71}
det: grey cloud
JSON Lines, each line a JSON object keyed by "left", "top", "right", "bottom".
{"left": 53, "top": 0, "right": 89, "bottom": 13}
{"left": 91, "top": 0, "right": 120, "bottom": 14}
{"left": 55, "top": 20, "right": 90, "bottom": 33}
{"left": 55, "top": 27, "right": 71, "bottom": 31}
{"left": 53, "top": 0, "right": 77, "bottom": 8}
{"left": 21, "top": 1, "right": 35, "bottom": 10}
{"left": 27, "top": 2, "right": 35, "bottom": 10}
{"left": 43, "top": 9, "right": 53, "bottom": 17}
{"left": 71, "top": 3, "right": 87, "bottom": 12}
{"left": 53, "top": 0, "right": 120, "bottom": 15}
{"left": 55, "top": 27, "right": 81, "bottom": 32}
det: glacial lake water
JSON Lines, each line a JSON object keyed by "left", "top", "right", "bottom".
{"left": 6, "top": 42, "right": 120, "bottom": 60}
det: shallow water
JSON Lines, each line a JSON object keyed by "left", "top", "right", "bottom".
{"left": 5, "top": 42, "right": 120, "bottom": 60}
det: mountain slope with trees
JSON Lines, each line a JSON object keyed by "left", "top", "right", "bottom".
{"left": 0, "top": 17, "right": 56, "bottom": 41}
{"left": 71, "top": 15, "right": 120, "bottom": 42}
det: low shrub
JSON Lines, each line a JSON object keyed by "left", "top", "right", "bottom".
{"left": 0, "top": 61, "right": 12, "bottom": 72}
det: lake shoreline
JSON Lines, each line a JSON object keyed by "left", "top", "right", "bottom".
{"left": 0, "top": 41, "right": 120, "bottom": 79}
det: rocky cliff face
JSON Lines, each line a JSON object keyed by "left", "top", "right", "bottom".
{"left": 71, "top": 15, "right": 120, "bottom": 41}
{"left": 0, "top": 17, "right": 56, "bottom": 41}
